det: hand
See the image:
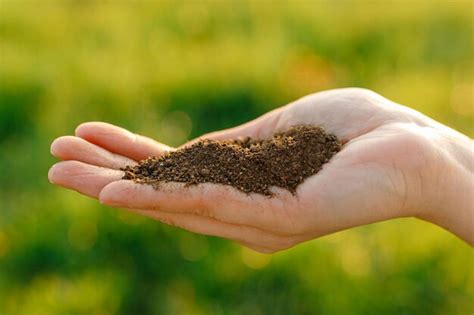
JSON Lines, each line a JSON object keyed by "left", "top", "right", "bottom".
{"left": 48, "top": 88, "right": 474, "bottom": 252}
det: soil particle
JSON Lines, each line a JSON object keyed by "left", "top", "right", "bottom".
{"left": 122, "top": 125, "right": 342, "bottom": 196}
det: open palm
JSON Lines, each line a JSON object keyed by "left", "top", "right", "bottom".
{"left": 49, "top": 88, "right": 441, "bottom": 252}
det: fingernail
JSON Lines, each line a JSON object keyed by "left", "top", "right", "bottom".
{"left": 47, "top": 165, "right": 57, "bottom": 184}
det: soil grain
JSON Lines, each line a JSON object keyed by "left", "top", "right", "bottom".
{"left": 122, "top": 125, "right": 342, "bottom": 196}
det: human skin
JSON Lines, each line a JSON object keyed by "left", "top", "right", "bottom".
{"left": 48, "top": 88, "right": 473, "bottom": 253}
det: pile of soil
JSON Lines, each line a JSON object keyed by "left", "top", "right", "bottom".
{"left": 122, "top": 125, "right": 342, "bottom": 196}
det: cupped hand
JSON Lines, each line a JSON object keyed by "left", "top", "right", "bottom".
{"left": 49, "top": 88, "right": 473, "bottom": 252}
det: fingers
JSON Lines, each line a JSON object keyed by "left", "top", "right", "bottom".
{"left": 51, "top": 136, "right": 136, "bottom": 169}
{"left": 183, "top": 108, "right": 284, "bottom": 146}
{"left": 126, "top": 208, "right": 296, "bottom": 252}
{"left": 75, "top": 122, "right": 173, "bottom": 161}
{"left": 99, "top": 180, "right": 300, "bottom": 235}
{"left": 48, "top": 161, "right": 124, "bottom": 198}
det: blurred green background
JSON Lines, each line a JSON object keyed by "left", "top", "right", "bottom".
{"left": 0, "top": 0, "right": 473, "bottom": 314}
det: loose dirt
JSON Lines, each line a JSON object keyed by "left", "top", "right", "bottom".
{"left": 122, "top": 125, "right": 342, "bottom": 196}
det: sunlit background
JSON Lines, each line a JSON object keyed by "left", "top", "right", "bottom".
{"left": 0, "top": 0, "right": 473, "bottom": 314}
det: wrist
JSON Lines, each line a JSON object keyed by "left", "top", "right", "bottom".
{"left": 416, "top": 127, "right": 473, "bottom": 245}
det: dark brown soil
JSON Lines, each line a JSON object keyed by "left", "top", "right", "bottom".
{"left": 122, "top": 125, "right": 342, "bottom": 196}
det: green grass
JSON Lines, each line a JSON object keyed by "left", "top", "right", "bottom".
{"left": 0, "top": 1, "right": 473, "bottom": 314}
